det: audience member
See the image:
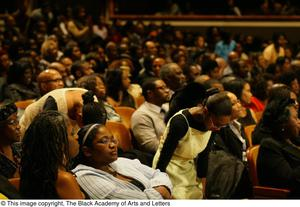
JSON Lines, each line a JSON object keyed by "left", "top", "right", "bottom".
{"left": 201, "top": 59, "right": 223, "bottom": 80}
{"left": 131, "top": 78, "right": 170, "bottom": 154}
{"left": 214, "top": 31, "right": 236, "bottom": 61}
{"left": 0, "top": 103, "right": 21, "bottom": 178}
{"left": 106, "top": 68, "right": 136, "bottom": 108}
{"left": 252, "top": 84, "right": 297, "bottom": 145}
{"left": 48, "top": 62, "right": 69, "bottom": 83}
{"left": 20, "top": 110, "right": 83, "bottom": 198}
{"left": 72, "top": 124, "right": 172, "bottom": 199}
{"left": 70, "top": 60, "right": 94, "bottom": 82}
{"left": 39, "top": 39, "right": 63, "bottom": 71}
{"left": 208, "top": 91, "right": 252, "bottom": 198}
{"left": 251, "top": 73, "right": 274, "bottom": 107}
{"left": 153, "top": 83, "right": 232, "bottom": 199}
{"left": 183, "top": 64, "right": 201, "bottom": 83}
{"left": 159, "top": 63, "right": 186, "bottom": 95}
{"left": 66, "top": 6, "right": 93, "bottom": 52}
{"left": 59, "top": 57, "right": 76, "bottom": 87}
{"left": 257, "top": 98, "right": 300, "bottom": 198}
{"left": 37, "top": 69, "right": 64, "bottom": 95}
{"left": 77, "top": 74, "right": 121, "bottom": 122}
{"left": 223, "top": 78, "right": 257, "bottom": 126}
{"left": 3, "top": 60, "right": 39, "bottom": 103}
{"left": 137, "top": 55, "right": 157, "bottom": 85}
{"left": 64, "top": 42, "right": 84, "bottom": 62}
{"left": 263, "top": 33, "right": 287, "bottom": 64}
{"left": 19, "top": 88, "right": 94, "bottom": 136}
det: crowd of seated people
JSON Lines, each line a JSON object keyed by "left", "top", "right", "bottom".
{"left": 1, "top": 0, "right": 300, "bottom": 199}
{"left": 114, "top": 0, "right": 300, "bottom": 16}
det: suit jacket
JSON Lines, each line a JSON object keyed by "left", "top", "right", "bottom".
{"left": 210, "top": 123, "right": 253, "bottom": 198}
{"left": 257, "top": 138, "right": 300, "bottom": 198}
{"left": 211, "top": 123, "right": 248, "bottom": 161}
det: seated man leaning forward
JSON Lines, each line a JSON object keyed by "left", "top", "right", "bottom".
{"left": 19, "top": 88, "right": 94, "bottom": 137}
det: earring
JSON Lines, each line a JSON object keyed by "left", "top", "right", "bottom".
{"left": 281, "top": 128, "right": 285, "bottom": 132}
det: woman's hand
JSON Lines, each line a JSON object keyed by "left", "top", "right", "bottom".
{"left": 153, "top": 185, "right": 172, "bottom": 199}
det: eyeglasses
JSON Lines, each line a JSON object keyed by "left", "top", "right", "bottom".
{"left": 5, "top": 119, "right": 18, "bottom": 126}
{"left": 98, "top": 137, "right": 118, "bottom": 145}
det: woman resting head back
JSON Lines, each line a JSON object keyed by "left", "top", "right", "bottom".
{"left": 77, "top": 124, "right": 118, "bottom": 167}
{"left": 73, "top": 124, "right": 173, "bottom": 199}
{"left": 20, "top": 110, "right": 81, "bottom": 198}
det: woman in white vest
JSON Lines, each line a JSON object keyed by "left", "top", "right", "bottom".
{"left": 152, "top": 83, "right": 232, "bottom": 199}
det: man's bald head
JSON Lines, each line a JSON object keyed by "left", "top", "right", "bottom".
{"left": 228, "top": 51, "right": 239, "bottom": 63}
{"left": 144, "top": 40, "right": 157, "bottom": 56}
{"left": 37, "top": 69, "right": 64, "bottom": 95}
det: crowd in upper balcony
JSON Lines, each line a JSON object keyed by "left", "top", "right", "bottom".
{"left": 115, "top": 0, "right": 300, "bottom": 16}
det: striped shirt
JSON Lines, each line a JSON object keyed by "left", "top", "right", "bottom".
{"left": 72, "top": 158, "right": 172, "bottom": 199}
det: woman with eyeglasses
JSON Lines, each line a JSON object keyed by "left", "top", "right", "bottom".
{"left": 72, "top": 124, "right": 173, "bottom": 199}
{"left": 152, "top": 82, "right": 232, "bottom": 199}
{"left": 0, "top": 103, "right": 21, "bottom": 178}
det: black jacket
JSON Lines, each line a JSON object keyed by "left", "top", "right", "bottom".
{"left": 209, "top": 124, "right": 252, "bottom": 198}
{"left": 257, "top": 138, "right": 300, "bottom": 198}
{"left": 211, "top": 124, "right": 248, "bottom": 160}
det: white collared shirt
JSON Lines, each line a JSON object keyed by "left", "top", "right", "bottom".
{"left": 131, "top": 101, "right": 167, "bottom": 153}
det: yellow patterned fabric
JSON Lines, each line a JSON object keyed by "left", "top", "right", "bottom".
{"left": 153, "top": 110, "right": 211, "bottom": 199}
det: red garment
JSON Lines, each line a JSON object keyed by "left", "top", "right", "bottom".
{"left": 244, "top": 96, "right": 265, "bottom": 112}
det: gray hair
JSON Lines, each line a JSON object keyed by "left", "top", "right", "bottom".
{"left": 159, "top": 63, "right": 178, "bottom": 81}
